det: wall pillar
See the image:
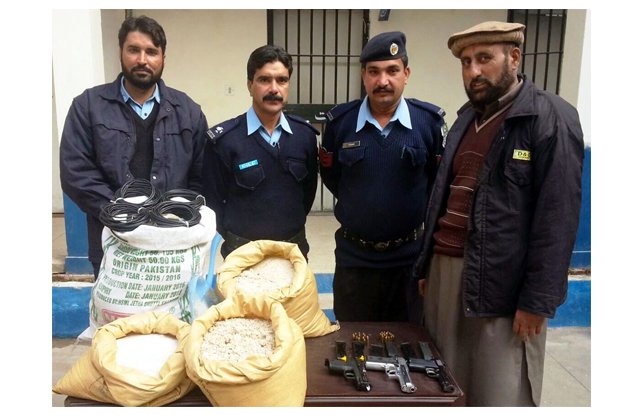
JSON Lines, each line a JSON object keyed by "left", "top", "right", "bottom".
{"left": 53, "top": 10, "right": 105, "bottom": 274}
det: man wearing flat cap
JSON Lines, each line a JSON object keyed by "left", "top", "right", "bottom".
{"left": 414, "top": 21, "right": 584, "bottom": 406}
{"left": 320, "top": 31, "right": 447, "bottom": 322}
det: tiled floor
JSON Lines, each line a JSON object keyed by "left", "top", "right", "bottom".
{"left": 52, "top": 214, "right": 590, "bottom": 407}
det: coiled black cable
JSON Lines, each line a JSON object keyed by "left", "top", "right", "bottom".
{"left": 99, "top": 202, "right": 151, "bottom": 232}
{"left": 148, "top": 201, "right": 202, "bottom": 228}
{"left": 113, "top": 178, "right": 161, "bottom": 207}
{"left": 100, "top": 180, "right": 204, "bottom": 231}
{"left": 161, "top": 189, "right": 206, "bottom": 209}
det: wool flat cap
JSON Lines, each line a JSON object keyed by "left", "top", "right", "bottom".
{"left": 448, "top": 21, "right": 525, "bottom": 58}
{"left": 360, "top": 31, "right": 407, "bottom": 63}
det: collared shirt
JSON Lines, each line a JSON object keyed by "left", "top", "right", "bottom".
{"left": 246, "top": 107, "right": 293, "bottom": 146}
{"left": 356, "top": 96, "right": 412, "bottom": 137}
{"left": 477, "top": 78, "right": 524, "bottom": 124}
{"left": 120, "top": 77, "right": 161, "bottom": 120}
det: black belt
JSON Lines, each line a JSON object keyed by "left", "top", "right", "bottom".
{"left": 224, "top": 228, "right": 306, "bottom": 251}
{"left": 341, "top": 225, "right": 424, "bottom": 252}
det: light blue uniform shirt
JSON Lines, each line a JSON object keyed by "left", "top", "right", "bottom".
{"left": 120, "top": 77, "right": 161, "bottom": 120}
{"left": 246, "top": 107, "right": 292, "bottom": 147}
{"left": 356, "top": 96, "right": 412, "bottom": 137}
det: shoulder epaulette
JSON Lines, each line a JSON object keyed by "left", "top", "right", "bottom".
{"left": 406, "top": 98, "right": 446, "bottom": 119}
{"left": 325, "top": 99, "right": 361, "bottom": 122}
{"left": 206, "top": 117, "right": 240, "bottom": 143}
{"left": 285, "top": 113, "right": 321, "bottom": 135}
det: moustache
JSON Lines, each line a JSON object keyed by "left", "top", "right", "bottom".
{"left": 263, "top": 95, "right": 284, "bottom": 102}
{"left": 373, "top": 87, "right": 394, "bottom": 94}
{"left": 470, "top": 77, "right": 492, "bottom": 89}
{"left": 132, "top": 66, "right": 153, "bottom": 75}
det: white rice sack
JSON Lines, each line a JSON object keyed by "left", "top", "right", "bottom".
{"left": 218, "top": 241, "right": 340, "bottom": 338}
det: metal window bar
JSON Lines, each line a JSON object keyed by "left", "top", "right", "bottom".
{"left": 268, "top": 9, "right": 367, "bottom": 212}
{"left": 508, "top": 9, "right": 567, "bottom": 95}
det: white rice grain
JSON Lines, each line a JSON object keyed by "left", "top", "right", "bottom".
{"left": 200, "top": 318, "right": 275, "bottom": 362}
{"left": 235, "top": 256, "right": 294, "bottom": 294}
{"left": 116, "top": 333, "right": 179, "bottom": 377}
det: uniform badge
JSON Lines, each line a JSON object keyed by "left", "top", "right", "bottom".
{"left": 512, "top": 149, "right": 531, "bottom": 161}
{"left": 208, "top": 125, "right": 225, "bottom": 140}
{"left": 342, "top": 141, "right": 361, "bottom": 149}
{"left": 238, "top": 160, "right": 259, "bottom": 170}
{"left": 319, "top": 147, "right": 333, "bottom": 168}
{"left": 390, "top": 43, "right": 399, "bottom": 56}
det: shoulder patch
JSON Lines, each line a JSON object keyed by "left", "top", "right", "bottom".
{"left": 406, "top": 98, "right": 446, "bottom": 119}
{"left": 285, "top": 113, "right": 321, "bottom": 135}
{"left": 206, "top": 117, "right": 240, "bottom": 143}
{"left": 325, "top": 99, "right": 361, "bottom": 122}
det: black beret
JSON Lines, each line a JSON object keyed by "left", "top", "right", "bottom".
{"left": 360, "top": 31, "right": 407, "bottom": 63}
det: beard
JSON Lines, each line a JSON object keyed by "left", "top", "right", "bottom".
{"left": 465, "top": 61, "right": 516, "bottom": 111}
{"left": 121, "top": 61, "right": 163, "bottom": 90}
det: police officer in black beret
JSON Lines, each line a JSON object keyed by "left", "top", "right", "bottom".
{"left": 202, "top": 45, "right": 319, "bottom": 258}
{"left": 320, "top": 31, "right": 447, "bottom": 322}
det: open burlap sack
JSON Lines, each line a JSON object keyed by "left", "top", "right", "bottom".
{"left": 184, "top": 295, "right": 306, "bottom": 406}
{"left": 217, "top": 240, "right": 339, "bottom": 337}
{"left": 53, "top": 311, "right": 195, "bottom": 406}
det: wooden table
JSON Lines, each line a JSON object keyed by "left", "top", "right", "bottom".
{"left": 65, "top": 321, "right": 465, "bottom": 407}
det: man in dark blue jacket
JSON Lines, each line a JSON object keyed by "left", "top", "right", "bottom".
{"left": 319, "top": 32, "right": 447, "bottom": 322}
{"left": 201, "top": 45, "right": 319, "bottom": 258}
{"left": 415, "top": 21, "right": 584, "bottom": 406}
{"left": 60, "top": 16, "right": 209, "bottom": 278}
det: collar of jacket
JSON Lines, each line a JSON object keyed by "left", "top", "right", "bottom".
{"left": 99, "top": 73, "right": 179, "bottom": 109}
{"left": 456, "top": 74, "right": 538, "bottom": 121}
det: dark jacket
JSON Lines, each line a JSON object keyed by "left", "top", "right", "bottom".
{"left": 415, "top": 77, "right": 584, "bottom": 318}
{"left": 320, "top": 98, "right": 446, "bottom": 268}
{"left": 201, "top": 112, "right": 319, "bottom": 257}
{"left": 60, "top": 73, "right": 209, "bottom": 263}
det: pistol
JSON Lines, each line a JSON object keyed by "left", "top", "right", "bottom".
{"left": 325, "top": 340, "right": 371, "bottom": 392}
{"left": 400, "top": 341, "right": 455, "bottom": 393}
{"left": 365, "top": 331, "right": 416, "bottom": 393}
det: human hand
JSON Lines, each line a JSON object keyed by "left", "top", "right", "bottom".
{"left": 513, "top": 309, "right": 546, "bottom": 342}
{"left": 418, "top": 279, "right": 427, "bottom": 297}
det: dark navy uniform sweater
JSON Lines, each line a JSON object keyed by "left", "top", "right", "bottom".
{"left": 320, "top": 98, "right": 446, "bottom": 268}
{"left": 202, "top": 112, "right": 319, "bottom": 256}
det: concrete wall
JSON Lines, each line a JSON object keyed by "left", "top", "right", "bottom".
{"left": 52, "top": 9, "right": 106, "bottom": 213}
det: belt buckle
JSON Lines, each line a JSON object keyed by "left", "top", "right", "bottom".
{"left": 374, "top": 241, "right": 390, "bottom": 252}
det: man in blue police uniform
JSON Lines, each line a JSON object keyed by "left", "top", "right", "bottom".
{"left": 60, "top": 15, "right": 209, "bottom": 278}
{"left": 319, "top": 31, "right": 447, "bottom": 322}
{"left": 202, "top": 45, "right": 319, "bottom": 258}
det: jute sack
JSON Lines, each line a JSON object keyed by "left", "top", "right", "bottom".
{"left": 184, "top": 295, "right": 306, "bottom": 406}
{"left": 53, "top": 311, "right": 195, "bottom": 406}
{"left": 217, "top": 240, "right": 339, "bottom": 337}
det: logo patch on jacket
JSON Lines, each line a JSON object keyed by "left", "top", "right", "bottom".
{"left": 238, "top": 160, "right": 259, "bottom": 170}
{"left": 512, "top": 149, "right": 531, "bottom": 161}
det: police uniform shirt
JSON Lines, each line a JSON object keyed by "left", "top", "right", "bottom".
{"left": 201, "top": 111, "right": 319, "bottom": 252}
{"left": 357, "top": 95, "right": 412, "bottom": 137}
{"left": 246, "top": 107, "right": 293, "bottom": 146}
{"left": 320, "top": 98, "right": 445, "bottom": 268}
